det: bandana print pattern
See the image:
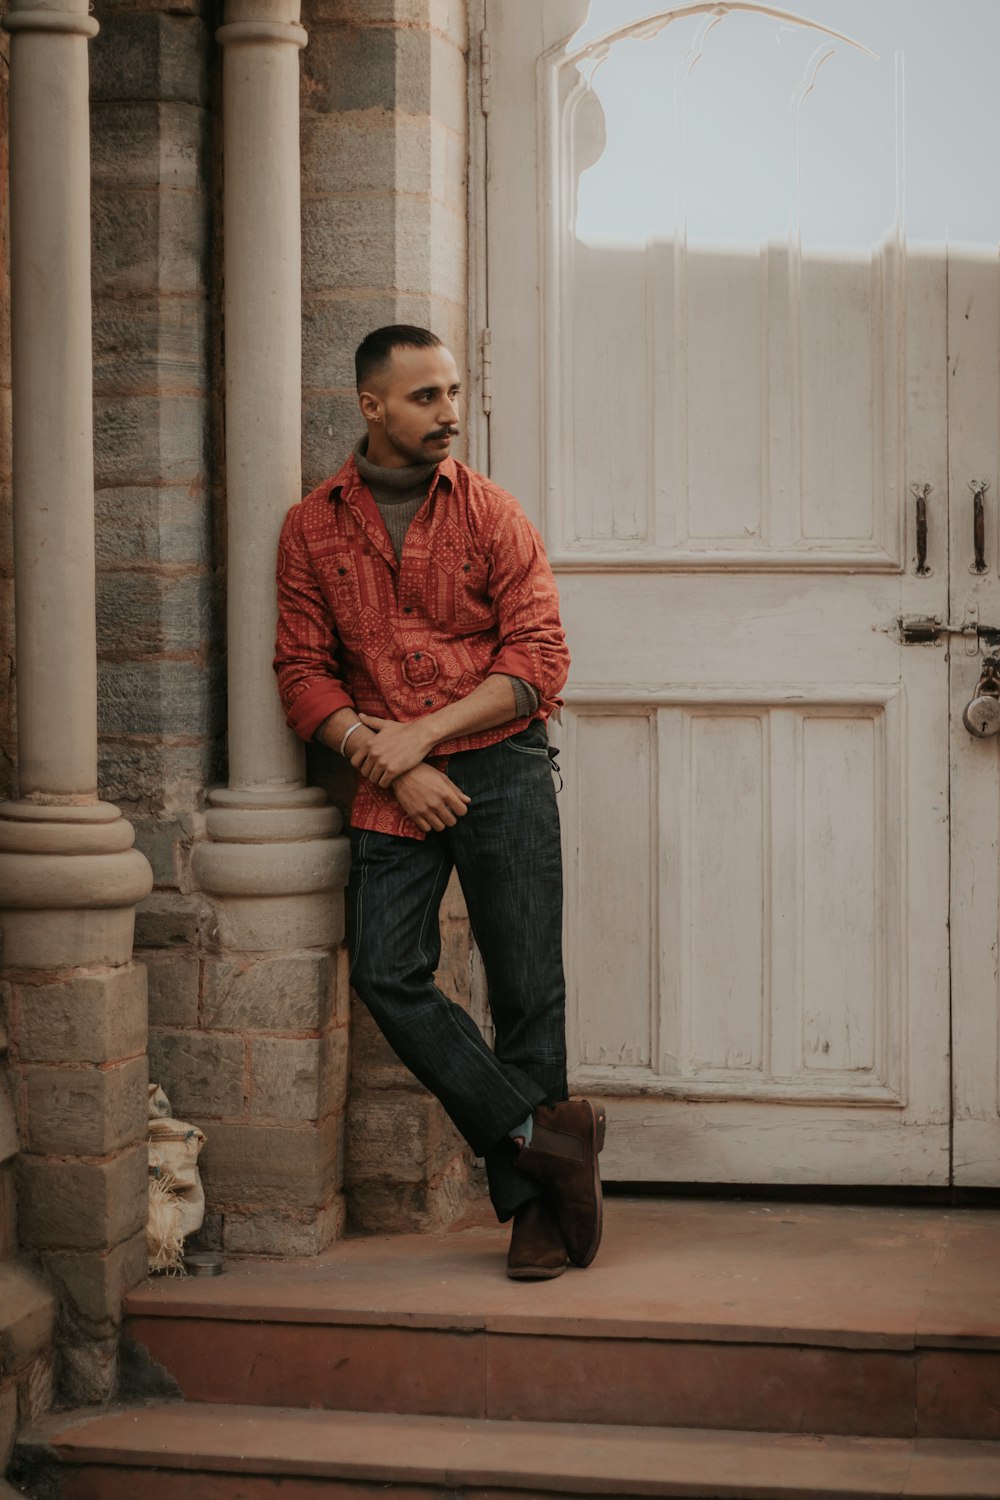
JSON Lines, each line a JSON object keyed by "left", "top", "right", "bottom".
{"left": 274, "top": 455, "right": 570, "bottom": 839}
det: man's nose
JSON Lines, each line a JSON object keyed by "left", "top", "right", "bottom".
{"left": 440, "top": 394, "right": 459, "bottom": 426}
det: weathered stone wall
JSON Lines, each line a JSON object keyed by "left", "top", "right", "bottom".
{"left": 0, "top": 1010, "right": 59, "bottom": 1479}
{"left": 95, "top": 0, "right": 350, "bottom": 1260}
{"left": 3, "top": 4, "right": 481, "bottom": 1336}
{"left": 299, "top": 0, "right": 469, "bottom": 491}
{"left": 2, "top": 971, "right": 147, "bottom": 1403}
{"left": 299, "top": 0, "right": 482, "bottom": 1231}
{"left": 90, "top": 0, "right": 224, "bottom": 932}
{"left": 151, "top": 942, "right": 350, "bottom": 1255}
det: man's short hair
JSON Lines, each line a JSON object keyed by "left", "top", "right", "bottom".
{"left": 355, "top": 325, "right": 443, "bottom": 390}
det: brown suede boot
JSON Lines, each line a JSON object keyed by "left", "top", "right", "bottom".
{"left": 506, "top": 1196, "right": 568, "bottom": 1281}
{"left": 514, "top": 1099, "right": 606, "bottom": 1268}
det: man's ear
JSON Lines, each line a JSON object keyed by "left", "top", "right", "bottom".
{"left": 359, "top": 389, "right": 381, "bottom": 423}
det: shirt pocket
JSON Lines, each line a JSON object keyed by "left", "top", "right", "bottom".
{"left": 317, "top": 549, "right": 365, "bottom": 644}
{"left": 451, "top": 552, "right": 495, "bottom": 632}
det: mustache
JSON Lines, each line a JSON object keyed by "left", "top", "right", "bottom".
{"left": 426, "top": 426, "right": 460, "bottom": 440}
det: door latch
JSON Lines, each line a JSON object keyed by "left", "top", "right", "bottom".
{"left": 897, "top": 613, "right": 1000, "bottom": 653}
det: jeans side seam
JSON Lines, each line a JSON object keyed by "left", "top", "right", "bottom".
{"left": 416, "top": 845, "right": 450, "bottom": 974}
{"left": 348, "top": 829, "right": 369, "bottom": 981}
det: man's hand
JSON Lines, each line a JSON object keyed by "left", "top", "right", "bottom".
{"left": 355, "top": 714, "right": 436, "bottom": 786}
{"left": 392, "top": 763, "right": 471, "bottom": 832}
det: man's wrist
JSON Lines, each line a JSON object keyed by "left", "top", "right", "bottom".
{"left": 415, "top": 716, "right": 443, "bottom": 758}
{"left": 345, "top": 725, "right": 377, "bottom": 768}
{"left": 339, "top": 721, "right": 363, "bottom": 757}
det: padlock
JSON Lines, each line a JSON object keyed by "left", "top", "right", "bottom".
{"left": 963, "top": 657, "right": 1000, "bottom": 738}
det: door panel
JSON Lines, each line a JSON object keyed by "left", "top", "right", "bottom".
{"left": 560, "top": 240, "right": 903, "bottom": 566}
{"left": 484, "top": 0, "right": 963, "bottom": 1183}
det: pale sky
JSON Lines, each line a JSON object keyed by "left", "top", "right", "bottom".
{"left": 570, "top": 0, "right": 998, "bottom": 249}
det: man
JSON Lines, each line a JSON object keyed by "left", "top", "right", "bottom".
{"left": 274, "top": 325, "right": 605, "bottom": 1279}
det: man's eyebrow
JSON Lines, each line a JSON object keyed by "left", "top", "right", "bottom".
{"left": 408, "top": 381, "right": 462, "bottom": 398}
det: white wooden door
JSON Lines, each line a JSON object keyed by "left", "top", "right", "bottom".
{"left": 479, "top": 0, "right": 1000, "bottom": 1184}
{"left": 951, "top": 247, "right": 1000, "bottom": 1187}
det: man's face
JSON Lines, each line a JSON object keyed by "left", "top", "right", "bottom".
{"left": 361, "top": 344, "right": 462, "bottom": 467}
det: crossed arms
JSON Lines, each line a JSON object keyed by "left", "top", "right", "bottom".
{"left": 315, "top": 673, "right": 518, "bottom": 832}
{"left": 275, "top": 485, "right": 570, "bottom": 833}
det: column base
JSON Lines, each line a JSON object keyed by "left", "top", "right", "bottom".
{"left": 180, "top": 785, "right": 351, "bottom": 1256}
{"left": 193, "top": 785, "right": 348, "bottom": 951}
{"left": 0, "top": 800, "right": 153, "bottom": 968}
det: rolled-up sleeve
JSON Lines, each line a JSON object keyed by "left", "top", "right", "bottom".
{"left": 273, "top": 503, "right": 355, "bottom": 740}
{"left": 485, "top": 499, "right": 570, "bottom": 711}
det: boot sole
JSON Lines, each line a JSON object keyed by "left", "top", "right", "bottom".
{"left": 506, "top": 1263, "right": 568, "bottom": 1281}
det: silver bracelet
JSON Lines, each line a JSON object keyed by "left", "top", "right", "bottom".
{"left": 339, "top": 722, "right": 363, "bottom": 758}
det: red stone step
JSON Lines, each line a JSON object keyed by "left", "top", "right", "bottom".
{"left": 14, "top": 1402, "right": 1000, "bottom": 1499}
{"left": 122, "top": 1199, "right": 1000, "bottom": 1441}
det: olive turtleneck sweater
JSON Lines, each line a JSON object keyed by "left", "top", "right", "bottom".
{"left": 353, "top": 437, "right": 436, "bottom": 564}
{"left": 353, "top": 437, "right": 539, "bottom": 720}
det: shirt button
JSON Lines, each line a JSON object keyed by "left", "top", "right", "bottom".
{"left": 337, "top": 567, "right": 347, "bottom": 576}
{"left": 413, "top": 652, "right": 422, "bottom": 660}
{"left": 463, "top": 563, "right": 471, "bottom": 572}
{"left": 424, "top": 698, "right": 433, "bottom": 707}
{"left": 403, "top": 607, "right": 412, "bottom": 615}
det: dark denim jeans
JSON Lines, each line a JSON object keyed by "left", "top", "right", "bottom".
{"left": 347, "top": 721, "right": 568, "bottom": 1222}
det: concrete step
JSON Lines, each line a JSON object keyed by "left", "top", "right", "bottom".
{"left": 13, "top": 1401, "right": 1000, "bottom": 1499}
{"left": 123, "top": 1199, "right": 1000, "bottom": 1441}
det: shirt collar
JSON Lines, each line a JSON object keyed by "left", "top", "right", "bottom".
{"left": 329, "top": 451, "right": 456, "bottom": 504}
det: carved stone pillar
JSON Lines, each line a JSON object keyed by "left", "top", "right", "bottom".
{"left": 190, "top": 0, "right": 349, "bottom": 1256}
{"left": 0, "top": 0, "right": 153, "bottom": 1401}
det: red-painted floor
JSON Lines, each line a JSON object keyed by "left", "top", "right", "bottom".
{"left": 128, "top": 1196, "right": 1000, "bottom": 1352}
{"left": 14, "top": 1200, "right": 1000, "bottom": 1497}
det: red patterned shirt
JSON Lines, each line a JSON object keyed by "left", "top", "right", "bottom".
{"left": 274, "top": 453, "right": 570, "bottom": 839}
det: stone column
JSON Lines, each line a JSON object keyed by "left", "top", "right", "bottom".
{"left": 189, "top": 0, "right": 350, "bottom": 1256}
{"left": 0, "top": 0, "right": 153, "bottom": 1402}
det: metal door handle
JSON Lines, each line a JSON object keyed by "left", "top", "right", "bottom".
{"left": 970, "top": 479, "right": 990, "bottom": 574}
{"left": 911, "top": 483, "right": 931, "bottom": 575}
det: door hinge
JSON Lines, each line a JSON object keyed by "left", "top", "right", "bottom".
{"left": 480, "top": 327, "right": 493, "bottom": 416}
{"left": 480, "top": 28, "right": 491, "bottom": 116}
